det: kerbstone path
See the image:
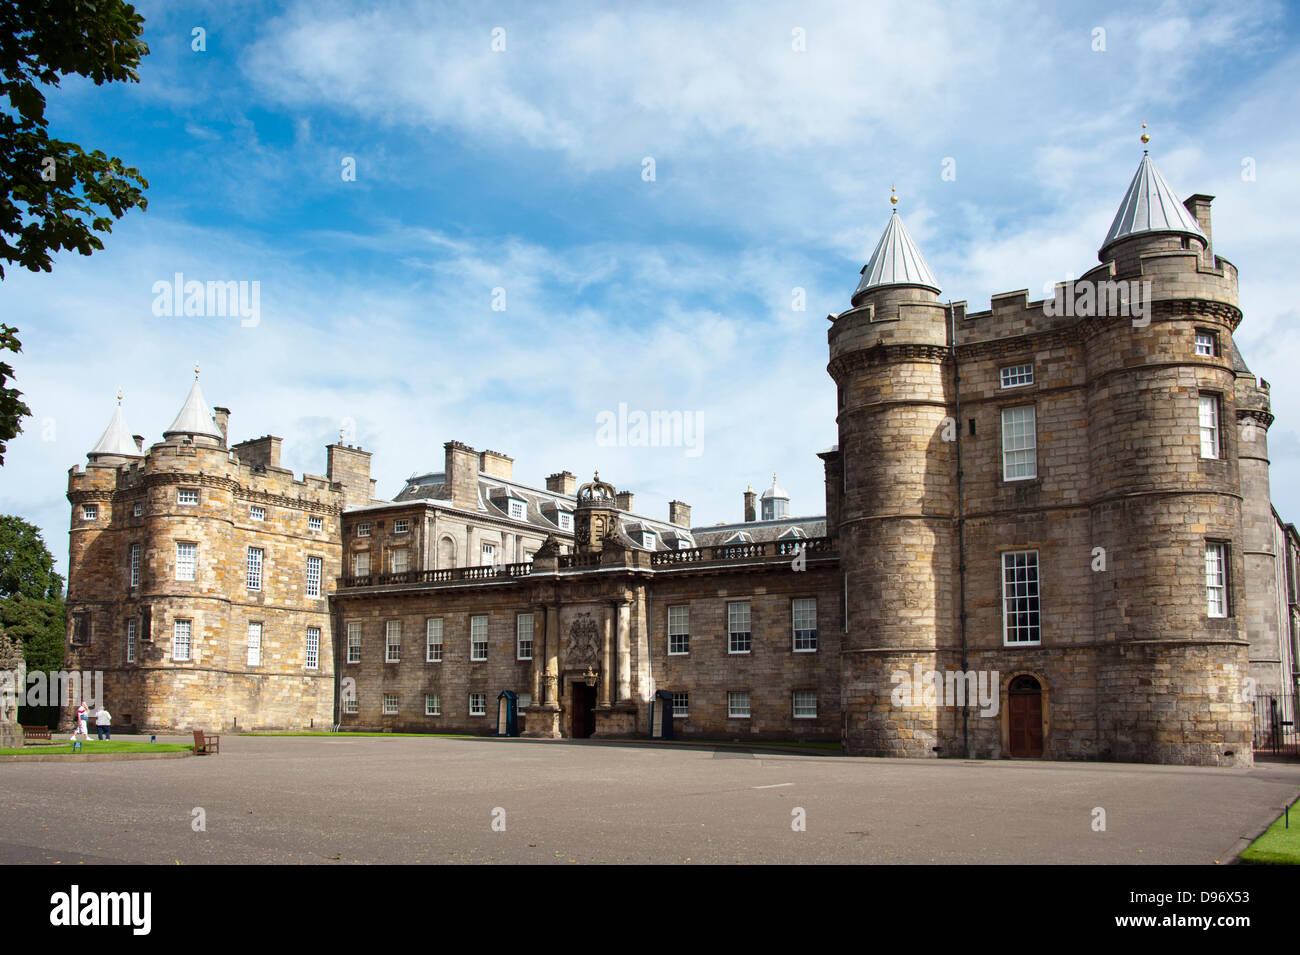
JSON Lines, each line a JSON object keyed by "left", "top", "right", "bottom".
{"left": 2, "top": 735, "right": 1297, "bottom": 864}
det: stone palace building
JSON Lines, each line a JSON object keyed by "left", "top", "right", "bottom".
{"left": 64, "top": 145, "right": 1298, "bottom": 766}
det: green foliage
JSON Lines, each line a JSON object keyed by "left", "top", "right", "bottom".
{"left": 1, "top": 592, "right": 65, "bottom": 670}
{"left": 0, "top": 513, "right": 63, "bottom": 599}
{"left": 0, "top": 0, "right": 151, "bottom": 461}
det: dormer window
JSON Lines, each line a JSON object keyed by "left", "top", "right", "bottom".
{"left": 508, "top": 500, "right": 526, "bottom": 521}
{"left": 642, "top": 532, "right": 656, "bottom": 549}
{"left": 677, "top": 539, "right": 692, "bottom": 550}
{"left": 558, "top": 512, "right": 573, "bottom": 532}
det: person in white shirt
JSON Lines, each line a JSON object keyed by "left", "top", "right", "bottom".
{"left": 95, "top": 705, "right": 112, "bottom": 741}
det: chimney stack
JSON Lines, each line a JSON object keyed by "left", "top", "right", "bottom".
{"left": 444, "top": 441, "right": 480, "bottom": 510}
{"left": 213, "top": 406, "right": 230, "bottom": 447}
{"left": 743, "top": 485, "right": 757, "bottom": 523}
{"left": 546, "top": 471, "right": 576, "bottom": 495}
{"left": 132, "top": 434, "right": 144, "bottom": 453}
{"left": 668, "top": 500, "right": 691, "bottom": 527}
{"left": 1184, "top": 194, "right": 1214, "bottom": 264}
{"left": 615, "top": 490, "right": 634, "bottom": 512}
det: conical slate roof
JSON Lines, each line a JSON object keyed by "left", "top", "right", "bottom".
{"left": 163, "top": 376, "right": 221, "bottom": 440}
{"left": 853, "top": 209, "right": 941, "bottom": 298}
{"left": 88, "top": 401, "right": 141, "bottom": 458}
{"left": 1101, "top": 152, "right": 1206, "bottom": 253}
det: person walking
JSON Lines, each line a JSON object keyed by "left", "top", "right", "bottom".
{"left": 74, "top": 700, "right": 89, "bottom": 740}
{"left": 95, "top": 704, "right": 112, "bottom": 741}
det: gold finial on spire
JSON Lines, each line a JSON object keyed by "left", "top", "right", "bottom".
{"left": 116, "top": 390, "right": 122, "bottom": 405}
{"left": 1140, "top": 121, "right": 1150, "bottom": 147}
{"left": 772, "top": 472, "right": 777, "bottom": 484}
{"left": 194, "top": 362, "right": 200, "bottom": 378}
{"left": 890, "top": 183, "right": 898, "bottom": 207}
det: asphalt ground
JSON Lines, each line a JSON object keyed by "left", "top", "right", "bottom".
{"left": 2, "top": 734, "right": 1298, "bottom": 864}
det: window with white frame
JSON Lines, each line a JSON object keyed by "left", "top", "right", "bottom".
{"left": 671, "top": 692, "right": 689, "bottom": 718}
{"left": 247, "top": 622, "right": 262, "bottom": 666}
{"left": 469, "top": 692, "right": 486, "bottom": 716}
{"left": 347, "top": 621, "right": 361, "bottom": 663}
{"left": 393, "top": 518, "right": 409, "bottom": 534}
{"left": 246, "top": 547, "right": 263, "bottom": 590}
{"left": 344, "top": 696, "right": 359, "bottom": 714}
{"left": 175, "top": 542, "right": 197, "bottom": 581}
{"left": 1000, "top": 364, "right": 1034, "bottom": 388}
{"left": 426, "top": 618, "right": 443, "bottom": 662}
{"left": 1199, "top": 395, "right": 1220, "bottom": 459}
{"left": 792, "top": 597, "right": 817, "bottom": 651}
{"left": 133, "top": 503, "right": 143, "bottom": 518}
{"left": 1001, "top": 406, "right": 1037, "bottom": 480}
{"left": 642, "top": 532, "right": 656, "bottom": 549}
{"left": 357, "top": 522, "right": 371, "bottom": 538}
{"left": 728, "top": 601, "right": 751, "bottom": 654}
{"left": 250, "top": 505, "right": 266, "bottom": 521}
{"left": 390, "top": 548, "right": 409, "bottom": 573}
{"left": 1195, "top": 330, "right": 1217, "bottom": 357}
{"left": 668, "top": 605, "right": 689, "bottom": 655}
{"left": 173, "top": 619, "right": 192, "bottom": 661}
{"left": 508, "top": 500, "right": 526, "bottom": 520}
{"left": 82, "top": 503, "right": 98, "bottom": 520}
{"left": 471, "top": 615, "right": 488, "bottom": 661}
{"left": 516, "top": 613, "right": 534, "bottom": 660}
{"left": 386, "top": 620, "right": 401, "bottom": 662}
{"left": 383, "top": 693, "right": 398, "bottom": 715}
{"left": 727, "top": 690, "right": 751, "bottom": 718}
{"left": 129, "top": 543, "right": 141, "bottom": 587}
{"left": 178, "top": 488, "right": 199, "bottom": 505}
{"left": 126, "top": 618, "right": 137, "bottom": 663}
{"left": 306, "top": 627, "right": 320, "bottom": 669}
{"left": 558, "top": 512, "right": 573, "bottom": 531}
{"left": 306, "top": 556, "right": 322, "bottom": 598}
{"left": 1206, "top": 542, "right": 1228, "bottom": 617}
{"left": 1002, "top": 550, "right": 1041, "bottom": 645}
{"left": 518, "top": 692, "right": 532, "bottom": 709}
{"left": 481, "top": 543, "right": 496, "bottom": 566}
{"left": 677, "top": 539, "right": 691, "bottom": 550}
{"left": 353, "top": 551, "right": 370, "bottom": 576}
{"left": 426, "top": 694, "right": 441, "bottom": 716}
{"left": 308, "top": 515, "right": 323, "bottom": 531}
{"left": 793, "top": 689, "right": 817, "bottom": 719}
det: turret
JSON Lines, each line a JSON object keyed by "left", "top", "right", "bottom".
{"left": 828, "top": 190, "right": 954, "bottom": 757}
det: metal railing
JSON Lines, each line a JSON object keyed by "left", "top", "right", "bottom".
{"left": 1253, "top": 693, "right": 1299, "bottom": 757}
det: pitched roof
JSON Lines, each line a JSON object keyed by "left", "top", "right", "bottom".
{"left": 88, "top": 401, "right": 141, "bottom": 458}
{"left": 163, "top": 377, "right": 221, "bottom": 440}
{"left": 1101, "top": 152, "right": 1207, "bottom": 254}
{"left": 853, "top": 210, "right": 941, "bottom": 299}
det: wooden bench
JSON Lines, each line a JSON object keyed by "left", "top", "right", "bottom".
{"left": 192, "top": 729, "right": 220, "bottom": 755}
{"left": 21, "top": 725, "right": 52, "bottom": 744}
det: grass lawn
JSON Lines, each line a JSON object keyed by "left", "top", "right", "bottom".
{"left": 236, "top": 738, "right": 480, "bottom": 743}
{"left": 1238, "top": 799, "right": 1300, "bottom": 864}
{"left": 0, "top": 741, "right": 193, "bottom": 756}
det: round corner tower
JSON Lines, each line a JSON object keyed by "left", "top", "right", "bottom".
{"left": 828, "top": 201, "right": 956, "bottom": 757}
{"left": 1083, "top": 149, "right": 1253, "bottom": 766}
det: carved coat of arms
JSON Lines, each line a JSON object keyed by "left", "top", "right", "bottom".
{"left": 565, "top": 612, "right": 600, "bottom": 666}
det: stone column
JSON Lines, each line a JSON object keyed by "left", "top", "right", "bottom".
{"left": 616, "top": 598, "right": 632, "bottom": 702}
{"left": 531, "top": 605, "right": 544, "bottom": 704}
{"left": 544, "top": 603, "right": 559, "bottom": 705}
{"left": 599, "top": 603, "right": 613, "bottom": 707}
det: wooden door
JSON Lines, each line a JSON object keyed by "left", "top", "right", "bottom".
{"left": 1008, "top": 689, "right": 1043, "bottom": 757}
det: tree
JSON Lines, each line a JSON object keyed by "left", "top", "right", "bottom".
{"left": 0, "top": 591, "right": 63, "bottom": 671}
{"left": 0, "top": 514, "right": 62, "bottom": 599}
{"left": 0, "top": 0, "right": 150, "bottom": 463}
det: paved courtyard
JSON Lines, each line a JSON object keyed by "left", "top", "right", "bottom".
{"left": 2, "top": 735, "right": 1298, "bottom": 864}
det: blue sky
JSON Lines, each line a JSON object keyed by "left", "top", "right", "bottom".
{"left": 3, "top": 0, "right": 1300, "bottom": 576}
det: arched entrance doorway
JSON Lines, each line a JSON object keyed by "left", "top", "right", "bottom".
{"left": 1007, "top": 674, "right": 1044, "bottom": 757}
